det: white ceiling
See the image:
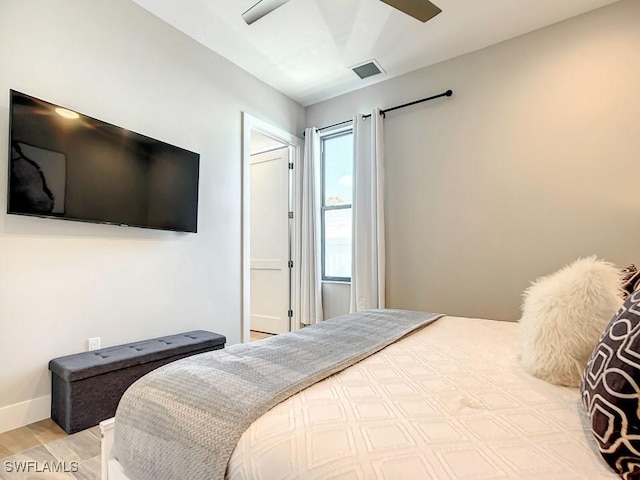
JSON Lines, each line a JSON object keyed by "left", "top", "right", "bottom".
{"left": 131, "top": 0, "right": 619, "bottom": 106}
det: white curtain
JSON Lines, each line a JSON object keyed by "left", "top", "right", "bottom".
{"left": 299, "top": 127, "right": 324, "bottom": 325}
{"left": 350, "top": 109, "right": 386, "bottom": 312}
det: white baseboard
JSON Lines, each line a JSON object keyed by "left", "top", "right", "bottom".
{"left": 0, "top": 395, "right": 51, "bottom": 434}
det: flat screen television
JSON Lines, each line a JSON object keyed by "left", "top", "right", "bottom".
{"left": 7, "top": 90, "right": 200, "bottom": 233}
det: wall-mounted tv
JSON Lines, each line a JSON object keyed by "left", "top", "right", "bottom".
{"left": 7, "top": 90, "right": 200, "bottom": 233}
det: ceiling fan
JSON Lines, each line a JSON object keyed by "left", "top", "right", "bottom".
{"left": 242, "top": 0, "right": 442, "bottom": 25}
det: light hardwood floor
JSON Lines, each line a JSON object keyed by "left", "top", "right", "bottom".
{"left": 250, "top": 330, "right": 274, "bottom": 342}
{"left": 0, "top": 419, "right": 66, "bottom": 460}
{"left": 0, "top": 420, "right": 100, "bottom": 479}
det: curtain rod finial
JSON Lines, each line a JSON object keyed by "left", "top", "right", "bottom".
{"left": 445, "top": 89, "right": 453, "bottom": 96}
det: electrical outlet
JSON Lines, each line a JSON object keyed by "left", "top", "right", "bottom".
{"left": 88, "top": 337, "right": 101, "bottom": 351}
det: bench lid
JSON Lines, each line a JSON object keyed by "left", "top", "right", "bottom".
{"left": 49, "top": 330, "right": 226, "bottom": 381}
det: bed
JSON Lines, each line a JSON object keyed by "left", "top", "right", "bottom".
{"left": 100, "top": 311, "right": 616, "bottom": 480}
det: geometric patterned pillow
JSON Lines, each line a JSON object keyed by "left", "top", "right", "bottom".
{"left": 622, "top": 264, "right": 640, "bottom": 299}
{"left": 580, "top": 289, "right": 640, "bottom": 479}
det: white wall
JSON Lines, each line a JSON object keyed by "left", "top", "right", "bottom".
{"left": 322, "top": 282, "right": 350, "bottom": 320}
{"left": 250, "top": 131, "right": 285, "bottom": 154}
{"left": 307, "top": 0, "right": 640, "bottom": 321}
{"left": 0, "top": 0, "right": 304, "bottom": 431}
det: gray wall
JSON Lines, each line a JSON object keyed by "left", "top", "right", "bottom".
{"left": 307, "top": 0, "right": 640, "bottom": 321}
{"left": 0, "top": 0, "right": 304, "bottom": 429}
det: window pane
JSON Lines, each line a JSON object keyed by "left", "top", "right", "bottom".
{"left": 323, "top": 133, "right": 353, "bottom": 206}
{"left": 324, "top": 208, "right": 352, "bottom": 279}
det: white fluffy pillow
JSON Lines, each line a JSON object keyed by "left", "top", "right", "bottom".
{"left": 518, "top": 256, "right": 623, "bottom": 387}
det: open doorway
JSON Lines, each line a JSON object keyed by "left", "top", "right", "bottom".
{"left": 241, "top": 113, "right": 303, "bottom": 343}
{"left": 249, "top": 133, "right": 288, "bottom": 339}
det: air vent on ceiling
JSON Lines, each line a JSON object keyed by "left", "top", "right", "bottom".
{"left": 351, "top": 60, "right": 385, "bottom": 80}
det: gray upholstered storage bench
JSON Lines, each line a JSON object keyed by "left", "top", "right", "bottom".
{"left": 48, "top": 330, "right": 226, "bottom": 434}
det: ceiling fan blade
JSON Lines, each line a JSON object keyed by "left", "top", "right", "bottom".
{"left": 242, "top": 0, "right": 290, "bottom": 25}
{"left": 380, "top": 0, "right": 442, "bottom": 22}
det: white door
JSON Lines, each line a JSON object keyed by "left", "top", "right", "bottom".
{"left": 250, "top": 147, "right": 290, "bottom": 334}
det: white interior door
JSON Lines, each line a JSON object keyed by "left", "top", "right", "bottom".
{"left": 250, "top": 147, "right": 290, "bottom": 334}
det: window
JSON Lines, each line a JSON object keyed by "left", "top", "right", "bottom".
{"left": 321, "top": 130, "right": 353, "bottom": 282}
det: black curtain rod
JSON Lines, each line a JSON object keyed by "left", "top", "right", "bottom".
{"left": 312, "top": 89, "right": 453, "bottom": 133}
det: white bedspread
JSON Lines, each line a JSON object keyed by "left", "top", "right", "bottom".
{"left": 228, "top": 316, "right": 615, "bottom": 479}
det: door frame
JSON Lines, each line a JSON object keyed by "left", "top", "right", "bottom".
{"left": 241, "top": 112, "right": 303, "bottom": 343}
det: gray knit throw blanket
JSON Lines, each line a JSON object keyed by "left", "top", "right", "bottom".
{"left": 114, "top": 309, "right": 442, "bottom": 480}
